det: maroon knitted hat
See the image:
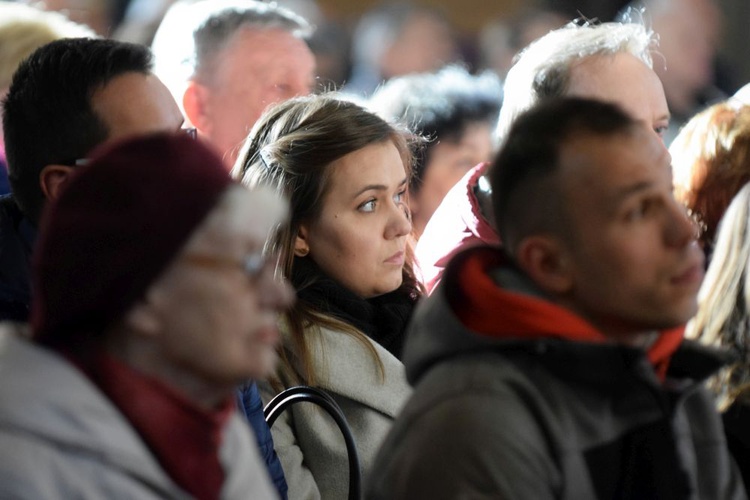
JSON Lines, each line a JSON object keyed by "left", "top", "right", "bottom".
{"left": 32, "top": 132, "right": 234, "bottom": 348}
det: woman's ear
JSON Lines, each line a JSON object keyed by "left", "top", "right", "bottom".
{"left": 514, "top": 235, "right": 574, "bottom": 295}
{"left": 294, "top": 225, "right": 310, "bottom": 257}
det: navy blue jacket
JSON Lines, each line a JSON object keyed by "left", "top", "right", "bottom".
{"left": 0, "top": 194, "right": 35, "bottom": 321}
{"left": 237, "top": 382, "right": 288, "bottom": 500}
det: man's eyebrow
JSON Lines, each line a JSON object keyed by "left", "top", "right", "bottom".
{"left": 610, "top": 181, "right": 654, "bottom": 207}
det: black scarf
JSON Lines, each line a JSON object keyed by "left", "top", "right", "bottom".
{"left": 292, "top": 256, "right": 417, "bottom": 360}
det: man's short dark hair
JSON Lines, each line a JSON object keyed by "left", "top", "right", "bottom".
{"left": 489, "top": 97, "right": 638, "bottom": 251}
{"left": 2, "top": 38, "right": 153, "bottom": 224}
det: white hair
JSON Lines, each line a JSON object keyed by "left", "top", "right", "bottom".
{"left": 496, "top": 21, "right": 657, "bottom": 147}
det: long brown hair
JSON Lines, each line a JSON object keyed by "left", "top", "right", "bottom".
{"left": 234, "top": 94, "right": 423, "bottom": 385}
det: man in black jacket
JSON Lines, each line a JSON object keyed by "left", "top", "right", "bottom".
{"left": 0, "top": 38, "right": 183, "bottom": 320}
{"left": 368, "top": 98, "right": 746, "bottom": 499}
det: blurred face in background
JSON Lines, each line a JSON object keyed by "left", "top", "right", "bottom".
{"left": 380, "top": 11, "right": 459, "bottom": 79}
{"left": 651, "top": 0, "right": 720, "bottom": 116}
{"left": 411, "top": 121, "right": 494, "bottom": 238}
{"left": 189, "top": 27, "right": 316, "bottom": 166}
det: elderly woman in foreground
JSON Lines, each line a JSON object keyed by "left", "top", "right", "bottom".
{"left": 0, "top": 133, "right": 292, "bottom": 498}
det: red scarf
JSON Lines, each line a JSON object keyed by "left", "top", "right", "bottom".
{"left": 82, "top": 353, "right": 234, "bottom": 500}
{"left": 449, "top": 247, "right": 684, "bottom": 380}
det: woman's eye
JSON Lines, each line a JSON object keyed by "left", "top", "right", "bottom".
{"left": 358, "top": 199, "right": 376, "bottom": 212}
{"left": 394, "top": 189, "right": 407, "bottom": 204}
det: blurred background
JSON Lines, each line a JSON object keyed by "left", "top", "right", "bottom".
{"left": 6, "top": 0, "right": 749, "bottom": 121}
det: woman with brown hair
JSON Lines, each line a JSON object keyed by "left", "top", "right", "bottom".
{"left": 234, "top": 94, "right": 423, "bottom": 499}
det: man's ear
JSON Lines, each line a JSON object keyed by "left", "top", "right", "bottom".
{"left": 183, "top": 81, "right": 211, "bottom": 137}
{"left": 39, "top": 164, "right": 75, "bottom": 201}
{"left": 294, "top": 225, "right": 310, "bottom": 257}
{"left": 514, "top": 235, "right": 574, "bottom": 294}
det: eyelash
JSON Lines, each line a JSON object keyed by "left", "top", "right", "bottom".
{"left": 359, "top": 199, "right": 376, "bottom": 212}
{"left": 358, "top": 189, "right": 407, "bottom": 213}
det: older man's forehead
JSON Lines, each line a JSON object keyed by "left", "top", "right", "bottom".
{"left": 566, "top": 52, "right": 670, "bottom": 125}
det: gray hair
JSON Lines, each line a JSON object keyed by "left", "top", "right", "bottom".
{"left": 152, "top": 0, "right": 312, "bottom": 106}
{"left": 495, "top": 21, "right": 657, "bottom": 147}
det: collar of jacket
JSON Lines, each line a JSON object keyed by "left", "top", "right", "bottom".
{"left": 0, "top": 327, "right": 187, "bottom": 495}
{"left": 443, "top": 245, "right": 685, "bottom": 379}
{"left": 404, "top": 285, "right": 729, "bottom": 397}
{"left": 282, "top": 323, "right": 411, "bottom": 418}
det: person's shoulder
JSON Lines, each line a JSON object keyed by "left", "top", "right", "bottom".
{"left": 0, "top": 194, "right": 22, "bottom": 224}
{"left": 401, "top": 350, "right": 549, "bottom": 432}
{"left": 368, "top": 354, "right": 560, "bottom": 499}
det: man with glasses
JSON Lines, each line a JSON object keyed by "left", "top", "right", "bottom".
{"left": 0, "top": 132, "right": 294, "bottom": 498}
{"left": 1, "top": 37, "right": 183, "bottom": 321}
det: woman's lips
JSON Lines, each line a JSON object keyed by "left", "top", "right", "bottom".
{"left": 384, "top": 250, "right": 405, "bottom": 266}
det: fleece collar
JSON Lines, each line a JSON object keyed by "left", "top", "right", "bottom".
{"left": 444, "top": 246, "right": 684, "bottom": 380}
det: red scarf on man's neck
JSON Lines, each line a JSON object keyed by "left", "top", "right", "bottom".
{"left": 82, "top": 352, "right": 234, "bottom": 500}
{"left": 449, "top": 247, "right": 684, "bottom": 380}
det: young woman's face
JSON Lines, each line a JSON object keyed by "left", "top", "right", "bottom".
{"left": 296, "top": 140, "right": 412, "bottom": 298}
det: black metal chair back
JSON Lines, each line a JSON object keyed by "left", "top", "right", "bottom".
{"left": 264, "top": 386, "right": 362, "bottom": 500}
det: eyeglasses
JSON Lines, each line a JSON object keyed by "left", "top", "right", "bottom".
{"left": 182, "top": 250, "right": 276, "bottom": 282}
{"left": 182, "top": 127, "right": 197, "bottom": 140}
{"left": 56, "top": 128, "right": 198, "bottom": 167}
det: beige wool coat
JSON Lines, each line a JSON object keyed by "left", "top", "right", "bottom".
{"left": 260, "top": 324, "right": 412, "bottom": 500}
